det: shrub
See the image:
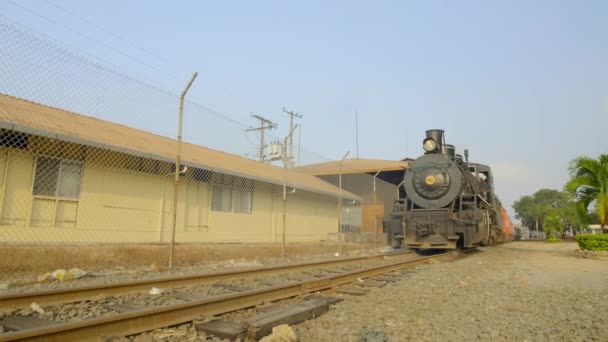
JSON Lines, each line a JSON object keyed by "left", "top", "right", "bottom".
{"left": 546, "top": 237, "right": 562, "bottom": 243}
{"left": 575, "top": 234, "right": 608, "bottom": 251}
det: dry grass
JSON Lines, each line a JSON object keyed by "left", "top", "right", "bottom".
{"left": 0, "top": 242, "right": 372, "bottom": 279}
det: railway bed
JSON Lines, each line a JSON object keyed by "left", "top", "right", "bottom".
{"left": 0, "top": 250, "right": 413, "bottom": 309}
{"left": 0, "top": 252, "right": 460, "bottom": 341}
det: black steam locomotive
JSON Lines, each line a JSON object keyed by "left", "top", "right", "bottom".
{"left": 385, "top": 129, "right": 512, "bottom": 250}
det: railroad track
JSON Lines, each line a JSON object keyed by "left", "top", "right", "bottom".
{"left": 0, "top": 251, "right": 457, "bottom": 341}
{"left": 0, "top": 250, "right": 411, "bottom": 309}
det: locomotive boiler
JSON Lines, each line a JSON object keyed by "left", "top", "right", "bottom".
{"left": 385, "top": 129, "right": 512, "bottom": 250}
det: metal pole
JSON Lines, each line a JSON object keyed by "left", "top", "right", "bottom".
{"left": 282, "top": 124, "right": 299, "bottom": 257}
{"left": 169, "top": 72, "right": 198, "bottom": 268}
{"left": 297, "top": 124, "right": 302, "bottom": 167}
{"left": 260, "top": 124, "right": 265, "bottom": 162}
{"left": 282, "top": 108, "right": 302, "bottom": 168}
{"left": 397, "top": 180, "right": 405, "bottom": 199}
{"left": 338, "top": 150, "right": 350, "bottom": 254}
{"left": 355, "top": 111, "right": 359, "bottom": 159}
{"left": 372, "top": 170, "right": 381, "bottom": 249}
{"left": 289, "top": 113, "right": 293, "bottom": 167}
{"left": 246, "top": 115, "right": 276, "bottom": 162}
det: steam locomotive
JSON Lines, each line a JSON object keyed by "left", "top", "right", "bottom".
{"left": 385, "top": 129, "right": 512, "bottom": 250}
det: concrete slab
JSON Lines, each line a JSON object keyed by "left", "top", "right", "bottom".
{"left": 0, "top": 316, "right": 57, "bottom": 331}
{"left": 357, "top": 280, "right": 386, "bottom": 288}
{"left": 194, "top": 320, "right": 246, "bottom": 340}
{"left": 303, "top": 295, "right": 344, "bottom": 305}
{"left": 335, "top": 286, "right": 369, "bottom": 296}
{"left": 246, "top": 300, "right": 329, "bottom": 339}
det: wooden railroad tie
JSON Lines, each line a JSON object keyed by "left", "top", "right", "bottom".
{"left": 196, "top": 295, "right": 341, "bottom": 341}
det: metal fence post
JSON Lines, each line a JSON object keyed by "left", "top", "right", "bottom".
{"left": 169, "top": 72, "right": 198, "bottom": 269}
{"left": 372, "top": 169, "right": 381, "bottom": 249}
{"left": 281, "top": 124, "right": 299, "bottom": 257}
{"left": 338, "top": 151, "right": 350, "bottom": 254}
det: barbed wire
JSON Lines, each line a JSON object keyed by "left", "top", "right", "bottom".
{"left": 6, "top": 0, "right": 185, "bottom": 82}
{"left": 41, "top": 0, "right": 191, "bottom": 76}
{"left": 0, "top": 15, "right": 331, "bottom": 164}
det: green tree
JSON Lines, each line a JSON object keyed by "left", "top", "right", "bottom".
{"left": 564, "top": 154, "right": 608, "bottom": 232}
{"left": 513, "top": 189, "right": 581, "bottom": 236}
{"left": 513, "top": 189, "right": 563, "bottom": 231}
{"left": 544, "top": 209, "right": 566, "bottom": 238}
{"left": 512, "top": 195, "right": 536, "bottom": 228}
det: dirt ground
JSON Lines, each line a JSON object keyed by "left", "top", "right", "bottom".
{"left": 295, "top": 241, "right": 608, "bottom": 341}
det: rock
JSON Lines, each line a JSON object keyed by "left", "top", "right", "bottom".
{"left": 30, "top": 302, "right": 45, "bottom": 314}
{"left": 428, "top": 258, "right": 440, "bottom": 264}
{"left": 360, "top": 327, "right": 390, "bottom": 342}
{"left": 51, "top": 269, "right": 67, "bottom": 281}
{"left": 64, "top": 268, "right": 88, "bottom": 280}
{"left": 259, "top": 324, "right": 298, "bottom": 342}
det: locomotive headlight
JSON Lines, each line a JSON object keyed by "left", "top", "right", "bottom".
{"left": 423, "top": 138, "right": 437, "bottom": 152}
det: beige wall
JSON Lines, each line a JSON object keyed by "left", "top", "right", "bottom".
{"left": 0, "top": 136, "right": 339, "bottom": 244}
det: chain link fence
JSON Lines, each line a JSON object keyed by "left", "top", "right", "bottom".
{"left": 0, "top": 18, "right": 373, "bottom": 283}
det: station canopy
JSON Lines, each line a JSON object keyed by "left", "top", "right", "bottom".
{"left": 294, "top": 158, "right": 410, "bottom": 185}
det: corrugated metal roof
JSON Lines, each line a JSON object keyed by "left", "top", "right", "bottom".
{"left": 294, "top": 158, "right": 409, "bottom": 176}
{"left": 0, "top": 94, "right": 360, "bottom": 201}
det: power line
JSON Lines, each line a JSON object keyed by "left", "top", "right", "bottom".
{"left": 41, "top": 0, "right": 189, "bottom": 75}
{"left": 6, "top": 0, "right": 183, "bottom": 82}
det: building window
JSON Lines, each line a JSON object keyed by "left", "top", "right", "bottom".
{"left": 233, "top": 189, "right": 253, "bottom": 214}
{"left": 211, "top": 176, "right": 253, "bottom": 214}
{"left": 211, "top": 185, "right": 233, "bottom": 212}
{"left": 0, "top": 130, "right": 28, "bottom": 149}
{"left": 33, "top": 156, "right": 83, "bottom": 199}
{"left": 124, "top": 156, "right": 161, "bottom": 174}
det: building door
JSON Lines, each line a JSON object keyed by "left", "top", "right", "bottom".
{"left": 362, "top": 202, "right": 384, "bottom": 234}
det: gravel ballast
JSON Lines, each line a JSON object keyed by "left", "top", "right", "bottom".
{"left": 295, "top": 241, "right": 608, "bottom": 341}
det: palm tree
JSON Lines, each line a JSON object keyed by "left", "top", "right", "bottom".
{"left": 564, "top": 154, "right": 608, "bottom": 233}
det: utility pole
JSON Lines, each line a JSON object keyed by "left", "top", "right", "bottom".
{"left": 246, "top": 114, "right": 276, "bottom": 162}
{"left": 282, "top": 108, "right": 302, "bottom": 168}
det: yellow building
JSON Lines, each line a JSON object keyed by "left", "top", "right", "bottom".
{"left": 0, "top": 94, "right": 360, "bottom": 245}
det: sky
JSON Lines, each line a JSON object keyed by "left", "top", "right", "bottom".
{"left": 1, "top": 0, "right": 607, "bottom": 216}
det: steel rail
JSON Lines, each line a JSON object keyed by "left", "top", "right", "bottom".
{"left": 0, "top": 253, "right": 455, "bottom": 342}
{"left": 0, "top": 250, "right": 411, "bottom": 309}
